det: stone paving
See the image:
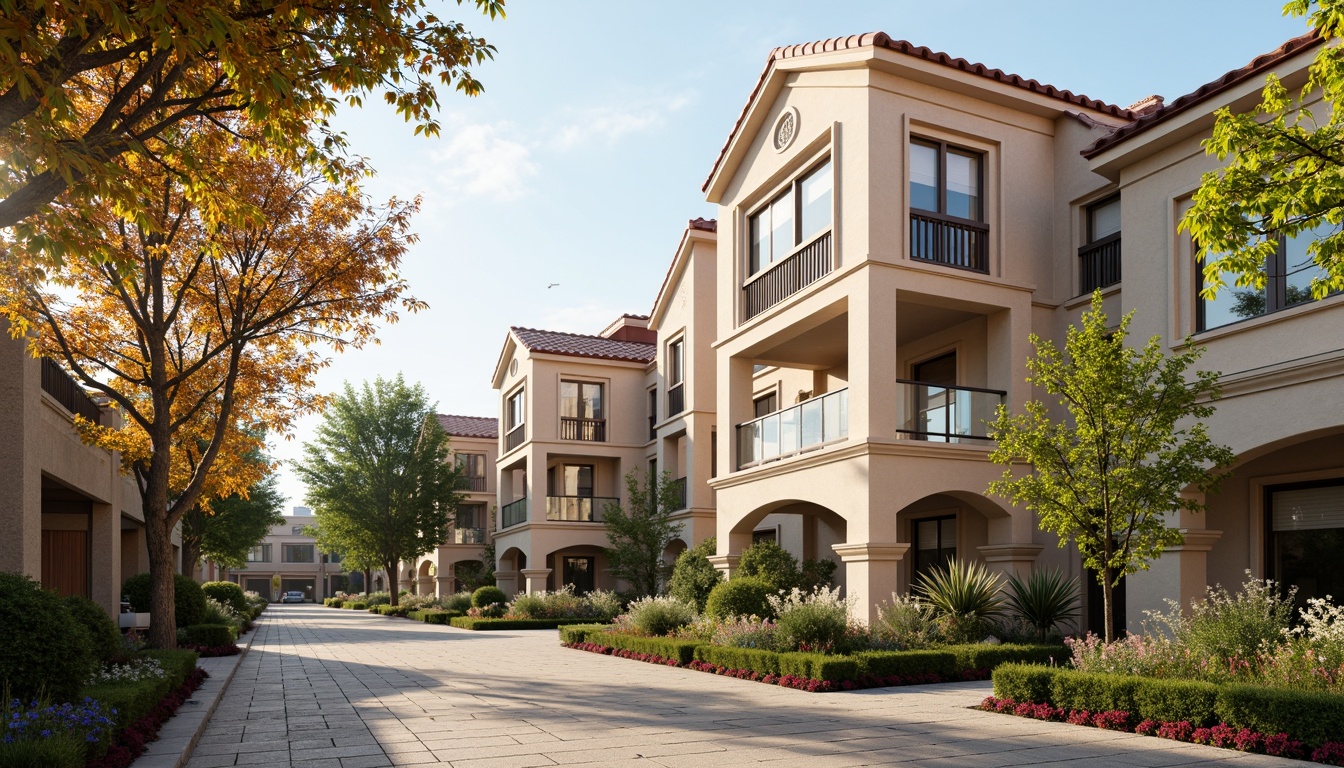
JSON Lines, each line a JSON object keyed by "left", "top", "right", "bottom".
{"left": 183, "top": 604, "right": 1313, "bottom": 768}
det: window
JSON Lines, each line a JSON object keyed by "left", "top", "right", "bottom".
{"left": 562, "top": 556, "right": 595, "bottom": 595}
{"left": 291, "top": 526, "right": 304, "bottom": 536}
{"left": 748, "top": 159, "right": 833, "bottom": 276}
{"left": 1198, "top": 225, "right": 1337, "bottom": 332}
{"left": 246, "top": 544, "right": 271, "bottom": 563}
{"left": 667, "top": 338, "right": 685, "bottom": 416}
{"left": 281, "top": 544, "right": 314, "bottom": 563}
{"left": 560, "top": 381, "right": 604, "bottom": 441}
{"left": 506, "top": 389, "right": 525, "bottom": 430}
{"left": 1080, "top": 196, "right": 1122, "bottom": 292}
{"left": 909, "top": 138, "right": 987, "bottom": 272}
{"left": 911, "top": 515, "right": 956, "bottom": 585}
{"left": 322, "top": 551, "right": 342, "bottom": 565}
{"left": 752, "top": 528, "right": 778, "bottom": 545}
{"left": 456, "top": 453, "right": 487, "bottom": 491}
{"left": 647, "top": 388, "right": 657, "bottom": 440}
{"left": 753, "top": 392, "right": 777, "bottom": 418}
{"left": 1267, "top": 479, "right": 1344, "bottom": 608}
{"left": 556, "top": 464, "right": 594, "bottom": 497}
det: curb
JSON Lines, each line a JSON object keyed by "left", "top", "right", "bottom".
{"left": 128, "top": 613, "right": 264, "bottom": 768}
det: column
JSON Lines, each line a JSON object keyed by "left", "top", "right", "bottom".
{"left": 90, "top": 502, "right": 121, "bottom": 615}
{"left": 520, "top": 568, "right": 552, "bottom": 594}
{"left": 832, "top": 542, "right": 909, "bottom": 625}
{"left": 977, "top": 543, "right": 1044, "bottom": 581}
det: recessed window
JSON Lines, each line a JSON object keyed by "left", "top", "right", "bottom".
{"left": 246, "top": 544, "right": 271, "bottom": 563}
{"left": 560, "top": 381, "right": 604, "bottom": 441}
{"left": 1080, "top": 196, "right": 1122, "bottom": 293}
{"left": 748, "top": 159, "right": 832, "bottom": 276}
{"left": 1198, "top": 224, "right": 1337, "bottom": 332}
{"left": 506, "top": 389, "right": 525, "bottom": 430}
{"left": 667, "top": 338, "right": 685, "bottom": 417}
{"left": 753, "top": 392, "right": 777, "bottom": 418}
{"left": 281, "top": 544, "right": 314, "bottom": 563}
{"left": 909, "top": 138, "right": 987, "bottom": 272}
{"left": 912, "top": 515, "right": 957, "bottom": 585}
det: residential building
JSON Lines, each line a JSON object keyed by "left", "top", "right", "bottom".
{"left": 485, "top": 30, "right": 1344, "bottom": 633}
{"left": 408, "top": 414, "right": 499, "bottom": 597}
{"left": 227, "top": 510, "right": 353, "bottom": 601}
{"left": 0, "top": 332, "right": 172, "bottom": 617}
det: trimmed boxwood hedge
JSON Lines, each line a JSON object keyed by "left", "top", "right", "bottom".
{"left": 407, "top": 609, "right": 465, "bottom": 624}
{"left": 84, "top": 649, "right": 198, "bottom": 731}
{"left": 450, "top": 617, "right": 605, "bottom": 631}
{"left": 601, "top": 633, "right": 704, "bottom": 666}
{"left": 342, "top": 601, "right": 367, "bottom": 610}
{"left": 992, "top": 664, "right": 1344, "bottom": 747}
{"left": 558, "top": 624, "right": 610, "bottom": 644}
{"left": 182, "top": 624, "right": 235, "bottom": 647}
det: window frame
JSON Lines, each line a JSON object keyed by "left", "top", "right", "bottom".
{"left": 455, "top": 452, "right": 487, "bottom": 478}
{"left": 506, "top": 387, "right": 525, "bottom": 430}
{"left": 746, "top": 156, "right": 834, "bottom": 279}
{"left": 559, "top": 380, "right": 604, "bottom": 421}
{"left": 910, "top": 514, "right": 957, "bottom": 584}
{"left": 246, "top": 544, "right": 271, "bottom": 563}
{"left": 1196, "top": 231, "right": 1337, "bottom": 333}
{"left": 281, "top": 543, "right": 315, "bottom": 564}
{"left": 909, "top": 138, "right": 984, "bottom": 224}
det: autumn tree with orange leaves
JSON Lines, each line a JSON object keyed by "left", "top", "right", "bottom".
{"left": 0, "top": 142, "right": 421, "bottom": 648}
{"left": 0, "top": 0, "right": 503, "bottom": 258}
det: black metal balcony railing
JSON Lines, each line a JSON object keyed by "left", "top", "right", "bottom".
{"left": 737, "top": 388, "right": 849, "bottom": 469}
{"left": 452, "top": 527, "right": 486, "bottom": 544}
{"left": 560, "top": 417, "right": 606, "bottom": 442}
{"left": 743, "top": 231, "right": 833, "bottom": 320}
{"left": 459, "top": 476, "right": 486, "bottom": 493}
{"left": 910, "top": 211, "right": 989, "bottom": 273}
{"left": 546, "top": 496, "right": 615, "bottom": 523}
{"left": 505, "top": 424, "right": 525, "bottom": 452}
{"left": 667, "top": 383, "right": 685, "bottom": 418}
{"left": 1079, "top": 233, "right": 1121, "bottom": 293}
{"left": 500, "top": 498, "right": 527, "bottom": 529}
{"left": 41, "top": 358, "right": 102, "bottom": 422}
{"left": 895, "top": 380, "right": 1006, "bottom": 443}
{"left": 670, "top": 477, "right": 687, "bottom": 511}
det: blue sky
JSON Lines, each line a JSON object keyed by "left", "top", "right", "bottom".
{"left": 272, "top": 0, "right": 1309, "bottom": 508}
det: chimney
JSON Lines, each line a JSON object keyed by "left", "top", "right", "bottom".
{"left": 598, "top": 314, "right": 656, "bottom": 344}
{"left": 1127, "top": 94, "right": 1165, "bottom": 116}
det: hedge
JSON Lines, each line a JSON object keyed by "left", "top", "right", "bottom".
{"left": 182, "top": 624, "right": 236, "bottom": 647}
{"left": 558, "top": 624, "right": 610, "bottom": 644}
{"left": 450, "top": 617, "right": 605, "bottom": 631}
{"left": 83, "top": 649, "right": 199, "bottom": 731}
{"left": 375, "top": 604, "right": 414, "bottom": 617}
{"left": 407, "top": 609, "right": 465, "bottom": 624}
{"left": 992, "top": 664, "right": 1344, "bottom": 747}
{"left": 601, "top": 633, "right": 704, "bottom": 666}
{"left": 342, "top": 602, "right": 367, "bottom": 610}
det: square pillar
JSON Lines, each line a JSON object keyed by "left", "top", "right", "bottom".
{"left": 90, "top": 502, "right": 120, "bottom": 616}
{"left": 832, "top": 542, "right": 909, "bottom": 624}
{"left": 520, "top": 568, "right": 552, "bottom": 594}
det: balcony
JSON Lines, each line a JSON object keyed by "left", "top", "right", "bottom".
{"left": 1079, "top": 233, "right": 1121, "bottom": 293}
{"left": 910, "top": 212, "right": 988, "bottom": 273}
{"left": 743, "top": 231, "right": 832, "bottom": 320}
{"left": 459, "top": 476, "right": 486, "bottom": 493}
{"left": 670, "top": 476, "right": 687, "bottom": 511}
{"left": 561, "top": 417, "right": 606, "bottom": 442}
{"left": 736, "top": 388, "right": 848, "bottom": 469}
{"left": 452, "top": 527, "right": 486, "bottom": 544}
{"left": 41, "top": 358, "right": 102, "bottom": 422}
{"left": 505, "top": 424, "right": 525, "bottom": 452}
{"left": 895, "top": 380, "right": 1005, "bottom": 443}
{"left": 545, "top": 496, "right": 614, "bottom": 523}
{"left": 500, "top": 498, "right": 528, "bottom": 529}
{"left": 667, "top": 383, "right": 685, "bottom": 418}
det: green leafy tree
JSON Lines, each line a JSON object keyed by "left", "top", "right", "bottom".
{"left": 737, "top": 540, "right": 800, "bottom": 591}
{"left": 668, "top": 537, "right": 723, "bottom": 612}
{"left": 987, "top": 292, "right": 1235, "bottom": 642}
{"left": 1180, "top": 0, "right": 1344, "bottom": 300}
{"left": 293, "top": 376, "right": 463, "bottom": 607}
{"left": 603, "top": 469, "right": 685, "bottom": 599}
{"left": 180, "top": 468, "right": 285, "bottom": 576}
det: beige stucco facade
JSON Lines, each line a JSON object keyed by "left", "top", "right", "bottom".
{"left": 226, "top": 512, "right": 357, "bottom": 601}
{"left": 406, "top": 422, "right": 500, "bottom": 597}
{"left": 0, "top": 332, "right": 171, "bottom": 617}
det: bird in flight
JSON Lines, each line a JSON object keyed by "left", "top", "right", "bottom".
{"left": 547, "top": 283, "right": 560, "bottom": 289}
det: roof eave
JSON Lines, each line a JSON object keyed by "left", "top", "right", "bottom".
{"left": 650, "top": 225, "right": 716, "bottom": 328}
{"left": 490, "top": 332, "right": 519, "bottom": 390}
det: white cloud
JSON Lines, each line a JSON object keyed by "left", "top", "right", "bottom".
{"left": 551, "top": 91, "right": 696, "bottom": 151}
{"left": 432, "top": 121, "right": 539, "bottom": 202}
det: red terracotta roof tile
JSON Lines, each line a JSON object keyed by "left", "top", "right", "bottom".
{"left": 704, "top": 31, "right": 1133, "bottom": 193}
{"left": 689, "top": 217, "right": 717, "bottom": 232}
{"left": 512, "top": 327, "right": 656, "bottom": 363}
{"left": 437, "top": 414, "right": 498, "bottom": 439}
{"left": 1082, "top": 31, "right": 1322, "bottom": 158}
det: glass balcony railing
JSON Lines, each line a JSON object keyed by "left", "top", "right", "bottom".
{"left": 736, "top": 388, "right": 848, "bottom": 469}
{"left": 500, "top": 498, "right": 527, "bottom": 529}
{"left": 895, "top": 380, "right": 1005, "bottom": 443}
{"left": 452, "top": 527, "right": 486, "bottom": 544}
{"left": 546, "top": 496, "right": 615, "bottom": 522}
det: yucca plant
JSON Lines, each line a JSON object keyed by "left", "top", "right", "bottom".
{"left": 914, "top": 558, "right": 1005, "bottom": 643}
{"left": 1005, "top": 568, "right": 1081, "bottom": 643}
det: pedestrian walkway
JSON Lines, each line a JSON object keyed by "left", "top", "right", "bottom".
{"left": 183, "top": 605, "right": 1311, "bottom": 767}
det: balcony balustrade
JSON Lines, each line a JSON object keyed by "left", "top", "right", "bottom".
{"left": 41, "top": 358, "right": 102, "bottom": 422}
{"left": 743, "top": 231, "right": 832, "bottom": 320}
{"left": 545, "top": 496, "right": 615, "bottom": 523}
{"left": 736, "top": 388, "right": 848, "bottom": 469}
{"left": 505, "top": 424, "right": 525, "bottom": 452}
{"left": 452, "top": 527, "right": 486, "bottom": 544}
{"left": 1079, "top": 233, "right": 1121, "bottom": 293}
{"left": 895, "top": 380, "right": 1005, "bottom": 443}
{"left": 500, "top": 498, "right": 528, "bottom": 529}
{"left": 910, "top": 212, "right": 989, "bottom": 273}
{"left": 459, "top": 476, "right": 486, "bottom": 493}
{"left": 561, "top": 417, "right": 606, "bottom": 442}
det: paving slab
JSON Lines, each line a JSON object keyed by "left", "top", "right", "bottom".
{"left": 181, "top": 604, "right": 1316, "bottom": 767}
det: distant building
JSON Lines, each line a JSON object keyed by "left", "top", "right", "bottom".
{"left": 225, "top": 514, "right": 354, "bottom": 601}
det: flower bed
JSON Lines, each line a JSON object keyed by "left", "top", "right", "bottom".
{"left": 450, "top": 617, "right": 610, "bottom": 631}
{"left": 992, "top": 663, "right": 1344, "bottom": 756}
{"left": 563, "top": 627, "right": 1065, "bottom": 692}
{"left": 87, "top": 665, "right": 209, "bottom": 768}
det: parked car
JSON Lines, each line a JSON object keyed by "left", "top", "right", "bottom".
{"left": 281, "top": 591, "right": 306, "bottom": 603}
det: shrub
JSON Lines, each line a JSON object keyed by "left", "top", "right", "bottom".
{"left": 437, "top": 592, "right": 474, "bottom": 613}
{"left": 64, "top": 594, "right": 124, "bottom": 665}
{"left": 1149, "top": 574, "right": 1296, "bottom": 672}
{"left": 768, "top": 586, "right": 852, "bottom": 653}
{"left": 737, "top": 541, "right": 799, "bottom": 591}
{"left": 622, "top": 595, "right": 697, "bottom": 637}
{"left": 0, "top": 572, "right": 94, "bottom": 702}
{"left": 121, "top": 572, "right": 209, "bottom": 628}
{"left": 1215, "top": 683, "right": 1344, "bottom": 747}
{"left": 507, "top": 586, "right": 618, "bottom": 620}
{"left": 583, "top": 590, "right": 623, "bottom": 621}
{"left": 952, "top": 644, "right": 1069, "bottom": 671}
{"left": 603, "top": 632, "right": 704, "bottom": 665}
{"left": 559, "top": 624, "right": 610, "bottom": 645}
{"left": 344, "top": 601, "right": 367, "bottom": 610}
{"left": 705, "top": 576, "right": 775, "bottom": 620}
{"left": 668, "top": 537, "right": 723, "bottom": 612}
{"left": 0, "top": 696, "right": 115, "bottom": 765}
{"left": 182, "top": 624, "right": 236, "bottom": 647}
{"left": 1005, "top": 568, "right": 1080, "bottom": 643}
{"left": 993, "top": 663, "right": 1062, "bottom": 704}
{"left": 707, "top": 615, "right": 778, "bottom": 650}
{"left": 364, "top": 591, "right": 391, "bottom": 606}
{"left": 872, "top": 594, "right": 943, "bottom": 650}
{"left": 472, "top": 586, "right": 508, "bottom": 617}
{"left": 203, "top": 596, "right": 244, "bottom": 634}
{"left": 914, "top": 558, "right": 1004, "bottom": 644}
{"left": 798, "top": 557, "right": 838, "bottom": 592}
{"left": 858, "top": 650, "right": 959, "bottom": 679}
{"left": 201, "top": 581, "right": 249, "bottom": 616}
{"left": 449, "top": 617, "right": 599, "bottom": 630}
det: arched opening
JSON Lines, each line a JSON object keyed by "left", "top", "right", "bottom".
{"left": 728, "top": 500, "right": 848, "bottom": 590}
{"left": 417, "top": 560, "right": 436, "bottom": 597}
{"left": 497, "top": 547, "right": 527, "bottom": 596}
{"left": 544, "top": 544, "right": 610, "bottom": 594}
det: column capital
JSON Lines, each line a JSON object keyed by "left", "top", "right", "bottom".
{"left": 707, "top": 555, "right": 740, "bottom": 572}
{"left": 1169, "top": 528, "right": 1222, "bottom": 552}
{"left": 519, "top": 568, "right": 553, "bottom": 578}
{"left": 831, "top": 542, "right": 910, "bottom": 563}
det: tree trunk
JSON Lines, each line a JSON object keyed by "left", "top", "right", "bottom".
{"left": 144, "top": 511, "right": 178, "bottom": 649}
{"left": 363, "top": 568, "right": 371, "bottom": 595}
{"left": 387, "top": 563, "right": 399, "bottom": 607}
{"left": 180, "top": 539, "right": 200, "bottom": 578}
{"left": 1102, "top": 566, "right": 1115, "bottom": 643}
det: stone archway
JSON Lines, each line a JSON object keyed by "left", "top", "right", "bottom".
{"left": 417, "top": 559, "right": 436, "bottom": 597}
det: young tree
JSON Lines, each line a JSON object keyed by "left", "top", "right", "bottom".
{"left": 602, "top": 470, "right": 685, "bottom": 599}
{"left": 180, "top": 470, "right": 286, "bottom": 577}
{"left": 667, "top": 537, "right": 723, "bottom": 612}
{"left": 0, "top": 143, "right": 419, "bottom": 647}
{"left": 987, "top": 292, "right": 1235, "bottom": 642}
{"left": 0, "top": 0, "right": 502, "bottom": 243}
{"left": 1180, "top": 1, "right": 1344, "bottom": 298}
{"left": 294, "top": 376, "right": 463, "bottom": 607}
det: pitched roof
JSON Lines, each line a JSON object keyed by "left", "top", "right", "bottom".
{"left": 436, "top": 414, "right": 498, "bottom": 439}
{"left": 511, "top": 327, "right": 656, "bottom": 363}
{"left": 705, "top": 31, "right": 1133, "bottom": 192}
{"left": 650, "top": 218, "right": 718, "bottom": 325}
{"left": 1082, "top": 31, "right": 1322, "bottom": 158}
